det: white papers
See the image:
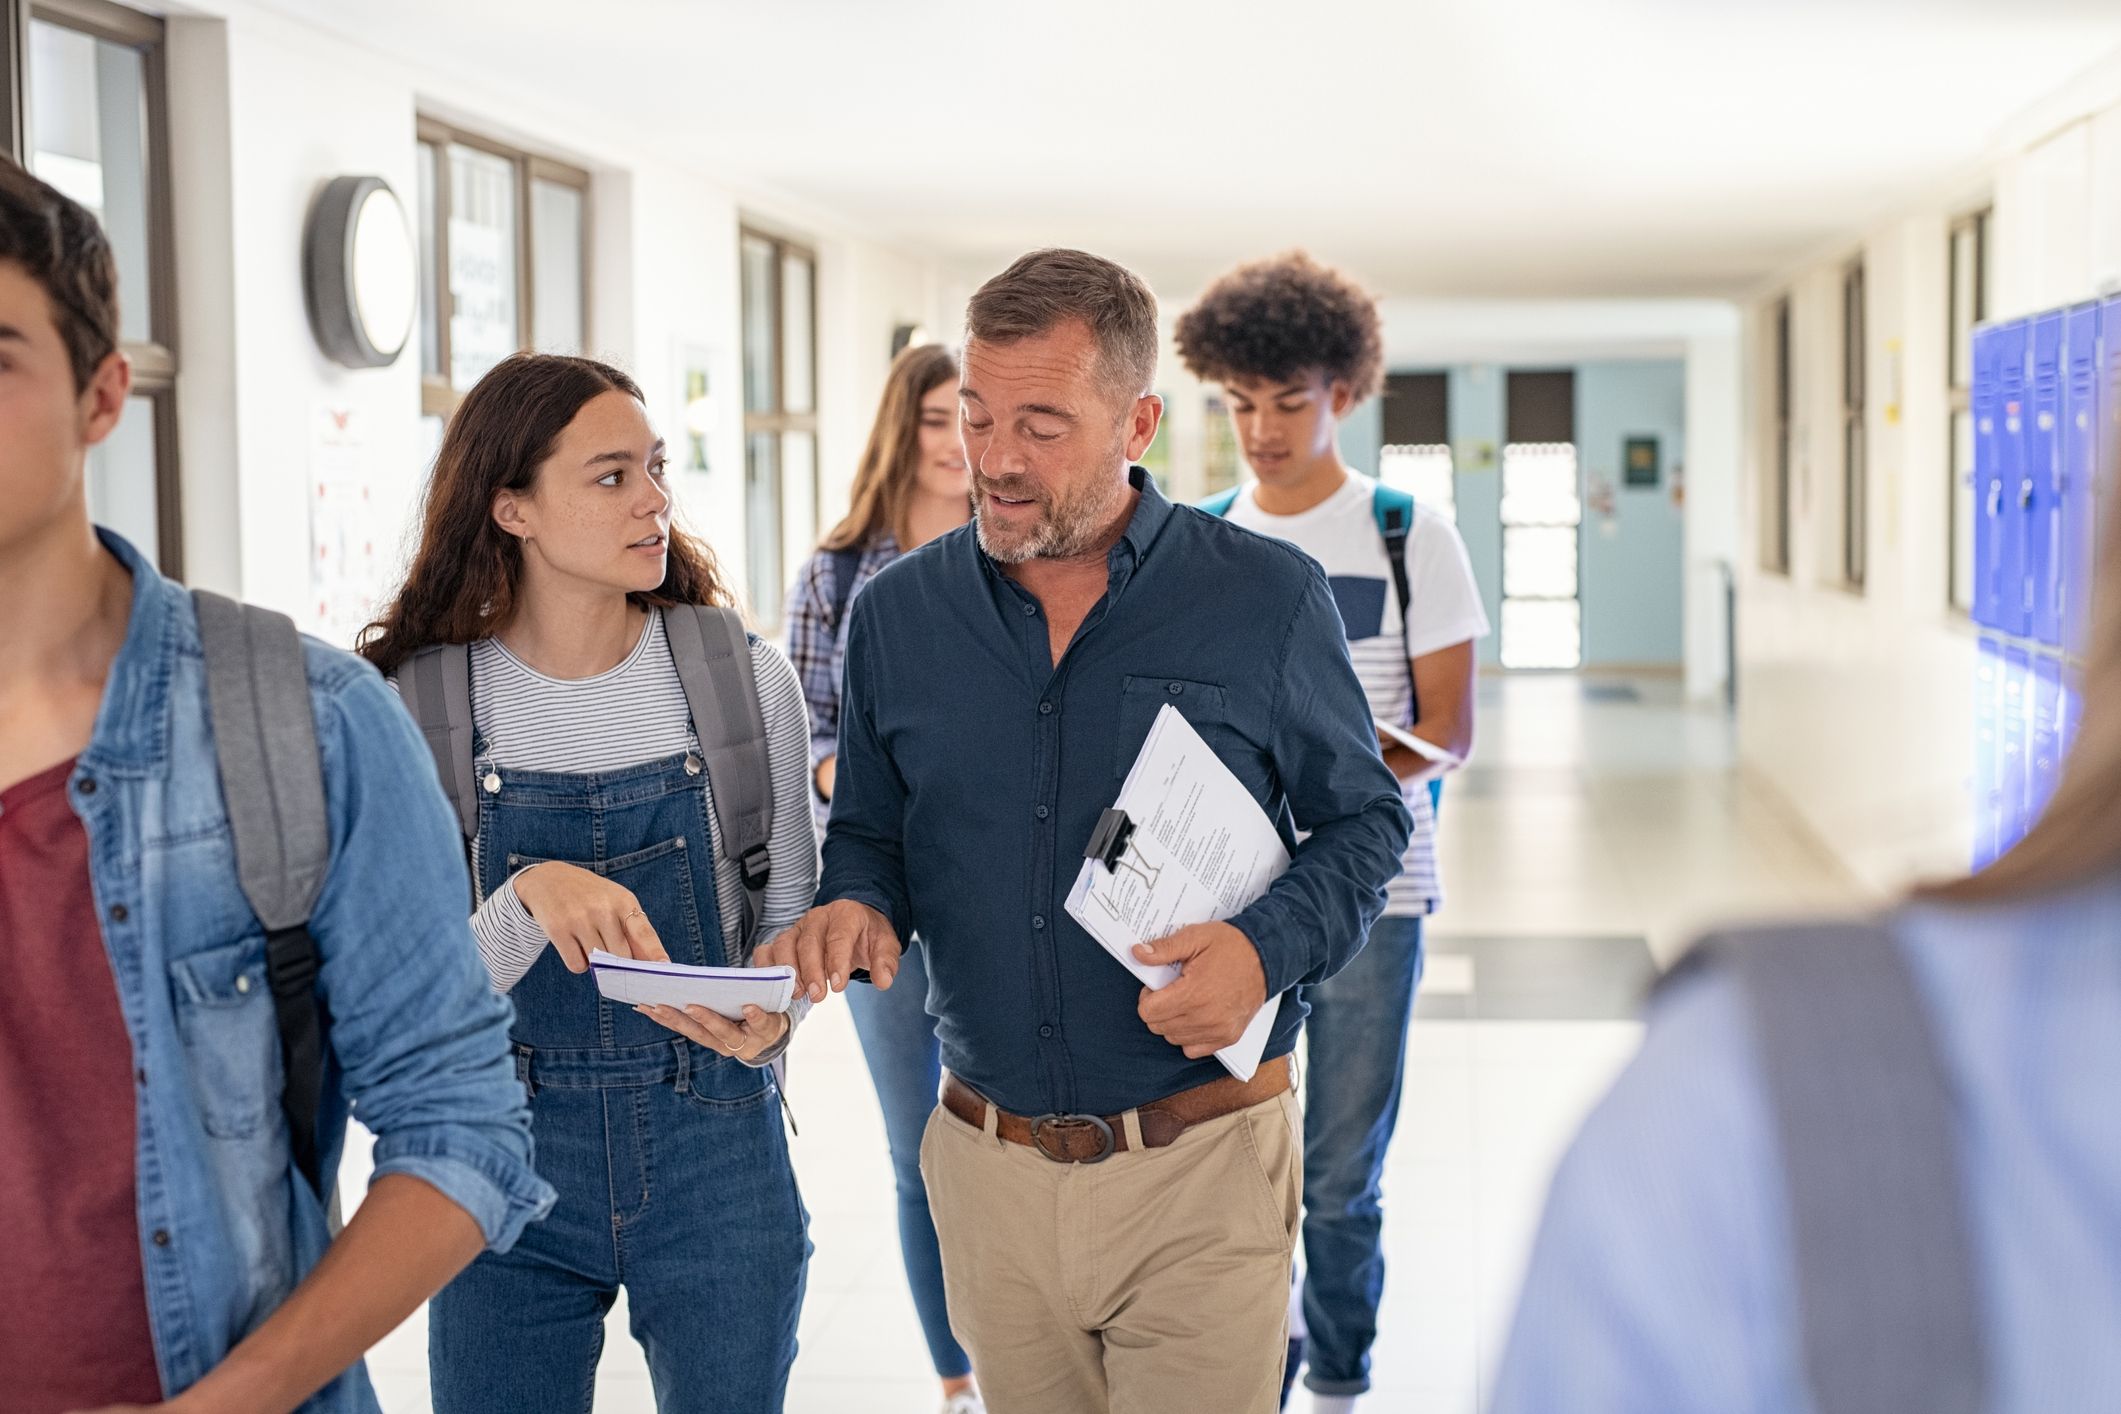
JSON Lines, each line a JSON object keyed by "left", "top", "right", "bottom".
{"left": 589, "top": 952, "right": 797, "bottom": 1018}
{"left": 1376, "top": 719, "right": 1460, "bottom": 784}
{"left": 1065, "top": 705, "right": 1287, "bottom": 1080}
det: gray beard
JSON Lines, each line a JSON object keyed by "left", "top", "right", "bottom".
{"left": 973, "top": 468, "right": 1128, "bottom": 565}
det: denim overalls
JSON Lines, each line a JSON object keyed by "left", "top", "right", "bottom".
{"left": 429, "top": 744, "right": 810, "bottom": 1413}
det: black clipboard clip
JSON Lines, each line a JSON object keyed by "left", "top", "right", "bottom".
{"left": 1086, "top": 808, "right": 1136, "bottom": 872}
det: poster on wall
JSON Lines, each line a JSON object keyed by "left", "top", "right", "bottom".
{"left": 679, "top": 344, "right": 715, "bottom": 475}
{"left": 311, "top": 406, "right": 380, "bottom": 649}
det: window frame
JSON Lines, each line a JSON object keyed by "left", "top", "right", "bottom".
{"left": 1842, "top": 259, "right": 1867, "bottom": 591}
{"left": 738, "top": 224, "right": 820, "bottom": 630}
{"left": 1947, "top": 207, "right": 1991, "bottom": 615}
{"left": 415, "top": 114, "right": 593, "bottom": 418}
{"left": 1765, "top": 295, "right": 1793, "bottom": 575}
{"left": 7, "top": 0, "right": 182, "bottom": 573}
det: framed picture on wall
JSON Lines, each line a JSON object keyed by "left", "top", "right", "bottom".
{"left": 1623, "top": 435, "right": 1660, "bottom": 488}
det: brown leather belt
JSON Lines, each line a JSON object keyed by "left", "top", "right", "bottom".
{"left": 940, "top": 1055, "right": 1291, "bottom": 1164}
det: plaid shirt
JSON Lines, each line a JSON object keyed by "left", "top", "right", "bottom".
{"left": 784, "top": 534, "right": 901, "bottom": 829}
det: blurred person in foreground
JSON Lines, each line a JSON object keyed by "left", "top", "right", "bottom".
{"left": 1492, "top": 490, "right": 2121, "bottom": 1411}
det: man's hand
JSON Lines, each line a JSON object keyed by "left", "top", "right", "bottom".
{"left": 755, "top": 900, "right": 902, "bottom": 1002}
{"left": 512, "top": 861, "right": 668, "bottom": 973}
{"left": 1134, "top": 922, "right": 1269, "bottom": 1058}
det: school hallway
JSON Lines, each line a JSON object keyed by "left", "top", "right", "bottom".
{"left": 340, "top": 671, "right": 1865, "bottom": 1413}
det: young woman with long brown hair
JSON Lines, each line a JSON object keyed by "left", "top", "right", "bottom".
{"left": 1493, "top": 478, "right": 2121, "bottom": 1411}
{"left": 781, "top": 341, "right": 980, "bottom": 1414}
{"left": 362, "top": 353, "right": 816, "bottom": 1413}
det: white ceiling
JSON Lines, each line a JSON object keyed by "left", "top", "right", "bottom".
{"left": 253, "top": 0, "right": 2121, "bottom": 298}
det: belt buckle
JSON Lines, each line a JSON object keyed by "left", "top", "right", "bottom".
{"left": 1029, "top": 1112, "right": 1115, "bottom": 1164}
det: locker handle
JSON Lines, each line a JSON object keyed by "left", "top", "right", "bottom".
{"left": 1988, "top": 484, "right": 2003, "bottom": 518}
{"left": 2019, "top": 479, "right": 2035, "bottom": 509}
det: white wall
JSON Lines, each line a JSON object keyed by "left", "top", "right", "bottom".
{"left": 1736, "top": 81, "right": 2121, "bottom": 894}
{"left": 164, "top": 1, "right": 940, "bottom": 634}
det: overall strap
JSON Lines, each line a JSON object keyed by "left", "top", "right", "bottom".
{"left": 1672, "top": 923, "right": 1988, "bottom": 1414}
{"left": 664, "top": 605, "right": 774, "bottom": 956}
{"left": 827, "top": 546, "right": 864, "bottom": 631}
{"left": 190, "top": 589, "right": 332, "bottom": 1197}
{"left": 396, "top": 641, "right": 479, "bottom": 842}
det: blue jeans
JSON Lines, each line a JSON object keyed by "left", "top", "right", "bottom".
{"left": 846, "top": 942, "right": 973, "bottom": 1380}
{"left": 1299, "top": 914, "right": 1424, "bottom": 1397}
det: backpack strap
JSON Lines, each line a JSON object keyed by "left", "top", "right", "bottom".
{"left": 664, "top": 604, "right": 774, "bottom": 958}
{"left": 827, "top": 547, "right": 863, "bottom": 633}
{"left": 191, "top": 590, "right": 332, "bottom": 1198}
{"left": 1371, "top": 483, "right": 1417, "bottom": 666}
{"left": 395, "top": 641, "right": 478, "bottom": 842}
{"left": 1199, "top": 487, "right": 1242, "bottom": 517}
{"left": 1371, "top": 484, "right": 1444, "bottom": 815}
{"left": 1668, "top": 923, "right": 1988, "bottom": 1414}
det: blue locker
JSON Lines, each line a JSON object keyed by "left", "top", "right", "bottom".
{"left": 2026, "top": 313, "right": 2065, "bottom": 646}
{"left": 1974, "top": 321, "right": 2030, "bottom": 633}
{"left": 2029, "top": 656, "right": 2063, "bottom": 823}
{"left": 1971, "top": 324, "right": 2005, "bottom": 630}
{"left": 1972, "top": 637, "right": 2003, "bottom": 871}
{"left": 1998, "top": 646, "right": 2032, "bottom": 854}
{"left": 2061, "top": 304, "right": 2101, "bottom": 655}
{"left": 1996, "top": 321, "right": 2032, "bottom": 638}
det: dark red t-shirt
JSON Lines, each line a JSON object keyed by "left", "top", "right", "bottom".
{"left": 0, "top": 759, "right": 164, "bottom": 1411}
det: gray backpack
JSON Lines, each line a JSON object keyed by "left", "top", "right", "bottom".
{"left": 191, "top": 591, "right": 333, "bottom": 1198}
{"left": 1671, "top": 922, "right": 1988, "bottom": 1414}
{"left": 393, "top": 604, "right": 776, "bottom": 958}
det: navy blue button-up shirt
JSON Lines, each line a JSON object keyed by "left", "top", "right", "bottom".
{"left": 820, "top": 468, "right": 1412, "bottom": 1116}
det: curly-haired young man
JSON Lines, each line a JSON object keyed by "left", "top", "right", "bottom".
{"left": 1178, "top": 251, "right": 1490, "bottom": 1414}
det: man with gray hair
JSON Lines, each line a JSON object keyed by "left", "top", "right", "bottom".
{"left": 762, "top": 248, "right": 1410, "bottom": 1413}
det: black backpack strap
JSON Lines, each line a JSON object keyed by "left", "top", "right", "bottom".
{"left": 664, "top": 605, "right": 775, "bottom": 958}
{"left": 1371, "top": 484, "right": 1418, "bottom": 716}
{"left": 1668, "top": 923, "right": 1988, "bottom": 1414}
{"left": 395, "top": 642, "right": 478, "bottom": 842}
{"left": 827, "top": 547, "right": 863, "bottom": 632}
{"left": 191, "top": 590, "right": 332, "bottom": 1198}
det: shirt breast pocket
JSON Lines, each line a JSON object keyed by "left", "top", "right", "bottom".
{"left": 168, "top": 936, "right": 283, "bottom": 1141}
{"left": 1113, "top": 675, "right": 1239, "bottom": 781}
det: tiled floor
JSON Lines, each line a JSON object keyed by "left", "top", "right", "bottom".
{"left": 346, "top": 672, "right": 1868, "bottom": 1413}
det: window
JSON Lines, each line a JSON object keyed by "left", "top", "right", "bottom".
{"left": 1948, "top": 208, "right": 1992, "bottom": 613}
{"left": 1842, "top": 261, "right": 1867, "bottom": 589}
{"left": 1202, "top": 394, "right": 1241, "bottom": 495}
{"left": 1499, "top": 444, "right": 1582, "bottom": 669}
{"left": 739, "top": 227, "right": 818, "bottom": 627}
{"left": 1380, "top": 372, "right": 1453, "bottom": 520}
{"left": 1758, "top": 296, "right": 1792, "bottom": 574}
{"left": 1380, "top": 444, "right": 1455, "bottom": 522}
{"left": 6, "top": 0, "right": 180, "bottom": 571}
{"left": 414, "top": 116, "right": 590, "bottom": 418}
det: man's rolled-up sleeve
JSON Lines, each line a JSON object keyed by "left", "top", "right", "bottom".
{"left": 311, "top": 667, "right": 554, "bottom": 1250}
{"left": 1228, "top": 560, "right": 1412, "bottom": 999}
{"left": 816, "top": 595, "right": 912, "bottom": 939}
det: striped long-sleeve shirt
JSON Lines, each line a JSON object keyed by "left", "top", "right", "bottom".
{"left": 392, "top": 613, "right": 818, "bottom": 1005}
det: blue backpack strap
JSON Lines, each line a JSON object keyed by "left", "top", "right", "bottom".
{"left": 1369, "top": 484, "right": 1442, "bottom": 812}
{"left": 1199, "top": 487, "right": 1242, "bottom": 517}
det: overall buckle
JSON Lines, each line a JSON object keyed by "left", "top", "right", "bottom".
{"left": 1029, "top": 1112, "right": 1116, "bottom": 1164}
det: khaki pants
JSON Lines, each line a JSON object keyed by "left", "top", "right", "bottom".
{"left": 919, "top": 1087, "right": 1302, "bottom": 1414}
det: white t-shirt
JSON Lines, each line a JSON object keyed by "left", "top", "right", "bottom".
{"left": 1226, "top": 471, "right": 1489, "bottom": 916}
